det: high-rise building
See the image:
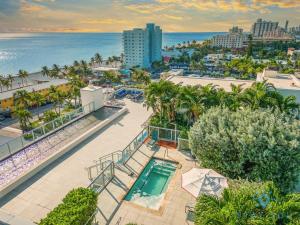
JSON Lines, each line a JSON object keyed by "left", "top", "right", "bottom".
{"left": 285, "top": 20, "right": 289, "bottom": 32}
{"left": 251, "top": 18, "right": 279, "bottom": 37}
{"left": 123, "top": 23, "right": 162, "bottom": 69}
{"left": 211, "top": 26, "right": 248, "bottom": 49}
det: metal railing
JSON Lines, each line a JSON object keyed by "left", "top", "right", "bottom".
{"left": 0, "top": 102, "right": 95, "bottom": 162}
{"left": 84, "top": 125, "right": 189, "bottom": 225}
{"left": 149, "top": 125, "right": 180, "bottom": 143}
{"left": 85, "top": 162, "right": 115, "bottom": 225}
{"left": 177, "top": 137, "right": 190, "bottom": 151}
{"left": 86, "top": 127, "right": 148, "bottom": 181}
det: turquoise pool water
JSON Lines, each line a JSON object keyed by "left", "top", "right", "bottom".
{"left": 125, "top": 158, "right": 177, "bottom": 210}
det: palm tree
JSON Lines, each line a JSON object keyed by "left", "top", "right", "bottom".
{"left": 41, "top": 66, "right": 50, "bottom": 77}
{"left": 67, "top": 74, "right": 85, "bottom": 106}
{"left": 144, "top": 80, "right": 178, "bottom": 122}
{"left": 242, "top": 80, "right": 276, "bottom": 110}
{"left": 2, "top": 78, "right": 10, "bottom": 91}
{"left": 103, "top": 70, "right": 121, "bottom": 83}
{"left": 48, "top": 85, "right": 65, "bottom": 114}
{"left": 18, "top": 70, "right": 29, "bottom": 87}
{"left": 13, "top": 107, "right": 32, "bottom": 131}
{"left": 131, "top": 69, "right": 151, "bottom": 85}
{"left": 90, "top": 57, "right": 95, "bottom": 67}
{"left": 7, "top": 74, "right": 14, "bottom": 90}
{"left": 51, "top": 64, "right": 60, "bottom": 78}
{"left": 176, "top": 85, "right": 203, "bottom": 125}
{"left": 73, "top": 60, "right": 80, "bottom": 68}
{"left": 13, "top": 90, "right": 31, "bottom": 108}
{"left": 194, "top": 182, "right": 299, "bottom": 225}
{"left": 0, "top": 75, "right": 5, "bottom": 92}
{"left": 198, "top": 84, "right": 220, "bottom": 107}
{"left": 94, "top": 53, "right": 102, "bottom": 66}
{"left": 30, "top": 92, "right": 46, "bottom": 119}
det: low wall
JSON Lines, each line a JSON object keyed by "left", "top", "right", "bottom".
{"left": 0, "top": 107, "right": 128, "bottom": 198}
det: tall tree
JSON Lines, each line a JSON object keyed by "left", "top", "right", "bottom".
{"left": 7, "top": 74, "right": 14, "bottom": 90}
{"left": 18, "top": 70, "right": 29, "bottom": 86}
{"left": 41, "top": 66, "right": 50, "bottom": 77}
{"left": 131, "top": 69, "right": 151, "bottom": 85}
{"left": 14, "top": 107, "right": 32, "bottom": 131}
{"left": 30, "top": 91, "right": 46, "bottom": 119}
{"left": 13, "top": 90, "right": 31, "bottom": 108}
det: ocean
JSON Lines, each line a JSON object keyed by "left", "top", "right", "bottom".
{"left": 0, "top": 32, "right": 223, "bottom": 75}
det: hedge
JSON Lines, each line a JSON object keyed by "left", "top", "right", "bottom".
{"left": 39, "top": 187, "right": 97, "bottom": 225}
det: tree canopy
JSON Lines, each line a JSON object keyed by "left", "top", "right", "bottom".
{"left": 194, "top": 181, "right": 300, "bottom": 225}
{"left": 189, "top": 107, "right": 300, "bottom": 192}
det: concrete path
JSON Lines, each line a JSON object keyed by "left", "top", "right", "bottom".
{"left": 0, "top": 99, "right": 152, "bottom": 224}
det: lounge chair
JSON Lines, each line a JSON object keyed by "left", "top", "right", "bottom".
{"left": 185, "top": 202, "right": 195, "bottom": 222}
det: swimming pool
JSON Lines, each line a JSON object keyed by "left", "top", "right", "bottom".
{"left": 125, "top": 158, "right": 177, "bottom": 210}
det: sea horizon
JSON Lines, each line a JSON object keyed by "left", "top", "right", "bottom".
{"left": 0, "top": 32, "right": 224, "bottom": 75}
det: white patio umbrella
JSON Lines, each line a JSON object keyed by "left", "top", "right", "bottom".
{"left": 182, "top": 168, "right": 228, "bottom": 198}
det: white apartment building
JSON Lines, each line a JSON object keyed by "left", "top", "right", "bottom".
{"left": 211, "top": 26, "right": 248, "bottom": 49}
{"left": 123, "top": 23, "right": 162, "bottom": 69}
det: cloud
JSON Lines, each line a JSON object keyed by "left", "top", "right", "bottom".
{"left": 125, "top": 3, "right": 171, "bottom": 14}
{"left": 21, "top": 1, "right": 45, "bottom": 13}
{"left": 81, "top": 18, "right": 130, "bottom": 25}
{"left": 155, "top": 0, "right": 300, "bottom": 12}
{"left": 162, "top": 14, "right": 185, "bottom": 21}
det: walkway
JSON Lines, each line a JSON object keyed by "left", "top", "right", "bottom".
{"left": 0, "top": 99, "right": 152, "bottom": 224}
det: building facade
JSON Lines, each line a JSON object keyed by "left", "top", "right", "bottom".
{"left": 123, "top": 23, "right": 162, "bottom": 69}
{"left": 251, "top": 18, "right": 279, "bottom": 37}
{"left": 211, "top": 26, "right": 248, "bottom": 49}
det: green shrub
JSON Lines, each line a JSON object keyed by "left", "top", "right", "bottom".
{"left": 194, "top": 181, "right": 300, "bottom": 225}
{"left": 23, "top": 133, "right": 33, "bottom": 140}
{"left": 39, "top": 188, "right": 97, "bottom": 225}
{"left": 189, "top": 107, "right": 300, "bottom": 192}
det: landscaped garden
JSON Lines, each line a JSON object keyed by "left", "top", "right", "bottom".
{"left": 143, "top": 79, "right": 300, "bottom": 224}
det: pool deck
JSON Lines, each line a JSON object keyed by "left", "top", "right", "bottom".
{"left": 95, "top": 141, "right": 197, "bottom": 225}
{"left": 0, "top": 99, "right": 152, "bottom": 224}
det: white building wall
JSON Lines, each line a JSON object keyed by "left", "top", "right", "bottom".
{"left": 123, "top": 29, "right": 150, "bottom": 69}
{"left": 123, "top": 23, "right": 162, "bottom": 69}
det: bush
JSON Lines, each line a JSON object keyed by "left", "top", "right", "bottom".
{"left": 189, "top": 107, "right": 300, "bottom": 192}
{"left": 39, "top": 188, "right": 97, "bottom": 225}
{"left": 194, "top": 181, "right": 300, "bottom": 225}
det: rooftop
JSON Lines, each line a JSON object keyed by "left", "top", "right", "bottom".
{"left": 0, "top": 99, "right": 152, "bottom": 223}
{"left": 168, "top": 74, "right": 300, "bottom": 92}
{"left": 0, "top": 74, "right": 69, "bottom": 101}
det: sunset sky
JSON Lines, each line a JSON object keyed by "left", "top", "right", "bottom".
{"left": 0, "top": 0, "right": 299, "bottom": 33}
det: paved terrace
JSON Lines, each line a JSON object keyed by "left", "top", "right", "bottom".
{"left": 94, "top": 141, "right": 197, "bottom": 225}
{"left": 0, "top": 99, "right": 152, "bottom": 224}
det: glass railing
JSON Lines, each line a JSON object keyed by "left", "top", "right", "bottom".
{"left": 88, "top": 162, "right": 115, "bottom": 193}
{"left": 0, "top": 102, "right": 95, "bottom": 162}
{"left": 149, "top": 125, "right": 180, "bottom": 142}
{"left": 177, "top": 137, "right": 190, "bottom": 151}
{"left": 86, "top": 127, "right": 148, "bottom": 180}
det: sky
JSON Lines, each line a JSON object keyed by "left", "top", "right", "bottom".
{"left": 0, "top": 0, "right": 299, "bottom": 33}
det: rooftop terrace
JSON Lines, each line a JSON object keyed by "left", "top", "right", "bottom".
{"left": 0, "top": 99, "right": 152, "bottom": 224}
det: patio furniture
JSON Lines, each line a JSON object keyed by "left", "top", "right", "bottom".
{"left": 182, "top": 168, "right": 228, "bottom": 198}
{"left": 185, "top": 201, "right": 195, "bottom": 222}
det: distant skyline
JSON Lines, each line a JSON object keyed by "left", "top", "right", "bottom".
{"left": 0, "top": 0, "right": 299, "bottom": 33}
